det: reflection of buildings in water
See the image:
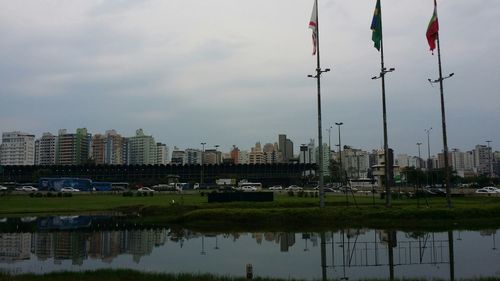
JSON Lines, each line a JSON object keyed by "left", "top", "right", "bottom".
{"left": 53, "top": 232, "right": 87, "bottom": 266}
{"left": 88, "top": 231, "right": 125, "bottom": 264}
{"left": 480, "top": 229, "right": 497, "bottom": 236}
{"left": 0, "top": 233, "right": 31, "bottom": 263}
{"left": 280, "top": 233, "right": 296, "bottom": 252}
{"left": 32, "top": 233, "right": 53, "bottom": 261}
{"left": 126, "top": 229, "right": 167, "bottom": 263}
{"left": 252, "top": 233, "right": 263, "bottom": 244}
{"left": 263, "top": 232, "right": 276, "bottom": 242}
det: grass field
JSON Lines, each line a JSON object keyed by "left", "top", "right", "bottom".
{"left": 1, "top": 192, "right": 500, "bottom": 230}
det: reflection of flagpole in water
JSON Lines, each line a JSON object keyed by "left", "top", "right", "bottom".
{"left": 341, "top": 230, "right": 347, "bottom": 280}
{"left": 457, "top": 231, "right": 462, "bottom": 241}
{"left": 493, "top": 232, "right": 497, "bottom": 250}
{"left": 448, "top": 231, "right": 455, "bottom": 281}
{"left": 201, "top": 235, "right": 206, "bottom": 255}
{"left": 320, "top": 232, "right": 327, "bottom": 281}
{"left": 214, "top": 236, "right": 219, "bottom": 250}
{"left": 388, "top": 231, "right": 395, "bottom": 281}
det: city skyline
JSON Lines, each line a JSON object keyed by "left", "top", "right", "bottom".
{"left": 0, "top": 1, "right": 499, "bottom": 156}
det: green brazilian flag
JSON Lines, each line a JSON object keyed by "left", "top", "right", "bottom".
{"left": 370, "top": 0, "right": 382, "bottom": 51}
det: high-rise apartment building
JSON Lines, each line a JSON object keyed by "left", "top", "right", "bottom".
{"left": 185, "top": 149, "right": 202, "bottom": 165}
{"left": 0, "top": 131, "right": 35, "bottom": 166}
{"left": 263, "top": 143, "right": 279, "bottom": 164}
{"left": 249, "top": 142, "right": 265, "bottom": 164}
{"left": 230, "top": 145, "right": 240, "bottom": 164}
{"left": 278, "top": 134, "right": 294, "bottom": 163}
{"left": 473, "top": 145, "right": 491, "bottom": 175}
{"left": 56, "top": 128, "right": 91, "bottom": 165}
{"left": 171, "top": 147, "right": 185, "bottom": 165}
{"left": 156, "top": 143, "right": 169, "bottom": 165}
{"left": 35, "top": 133, "right": 57, "bottom": 165}
{"left": 92, "top": 134, "right": 106, "bottom": 164}
{"left": 127, "top": 129, "right": 157, "bottom": 165}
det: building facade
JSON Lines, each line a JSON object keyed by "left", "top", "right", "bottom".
{"left": 0, "top": 131, "right": 35, "bottom": 166}
{"left": 127, "top": 129, "right": 157, "bottom": 165}
{"left": 56, "top": 128, "right": 91, "bottom": 165}
{"left": 35, "top": 133, "right": 56, "bottom": 165}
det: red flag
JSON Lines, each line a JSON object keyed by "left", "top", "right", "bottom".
{"left": 309, "top": 0, "right": 318, "bottom": 55}
{"left": 426, "top": 0, "right": 439, "bottom": 52}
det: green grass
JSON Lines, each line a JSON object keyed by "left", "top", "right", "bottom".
{"left": 1, "top": 269, "right": 499, "bottom": 281}
{"left": 2, "top": 193, "right": 500, "bottom": 231}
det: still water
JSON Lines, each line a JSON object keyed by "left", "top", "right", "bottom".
{"left": 0, "top": 216, "right": 499, "bottom": 280}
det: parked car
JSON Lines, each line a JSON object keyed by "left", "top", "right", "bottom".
{"left": 476, "top": 187, "right": 500, "bottom": 194}
{"left": 61, "top": 187, "right": 80, "bottom": 193}
{"left": 0, "top": 185, "right": 7, "bottom": 191}
{"left": 138, "top": 187, "right": 155, "bottom": 193}
{"left": 268, "top": 185, "right": 283, "bottom": 190}
{"left": 241, "top": 186, "right": 258, "bottom": 192}
{"left": 285, "top": 185, "right": 303, "bottom": 191}
{"left": 15, "top": 186, "right": 38, "bottom": 192}
{"left": 339, "top": 186, "right": 358, "bottom": 193}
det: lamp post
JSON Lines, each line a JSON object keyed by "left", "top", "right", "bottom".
{"left": 425, "top": 127, "right": 432, "bottom": 187}
{"left": 200, "top": 142, "right": 206, "bottom": 188}
{"left": 335, "top": 122, "right": 343, "bottom": 186}
{"left": 372, "top": 67, "right": 395, "bottom": 207}
{"left": 301, "top": 144, "right": 307, "bottom": 179}
{"left": 417, "top": 142, "right": 423, "bottom": 208}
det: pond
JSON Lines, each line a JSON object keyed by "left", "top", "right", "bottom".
{"left": 0, "top": 215, "right": 499, "bottom": 280}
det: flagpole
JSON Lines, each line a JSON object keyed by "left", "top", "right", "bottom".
{"left": 308, "top": 0, "right": 330, "bottom": 209}
{"left": 379, "top": 22, "right": 392, "bottom": 208}
{"left": 371, "top": 0, "right": 394, "bottom": 208}
{"left": 428, "top": 0, "right": 453, "bottom": 208}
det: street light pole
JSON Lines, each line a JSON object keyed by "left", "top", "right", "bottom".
{"left": 425, "top": 127, "right": 432, "bottom": 187}
{"left": 335, "top": 122, "right": 343, "bottom": 186}
{"left": 200, "top": 142, "right": 206, "bottom": 188}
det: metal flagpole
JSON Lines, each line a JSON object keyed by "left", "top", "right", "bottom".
{"left": 308, "top": 0, "right": 330, "bottom": 208}
{"left": 371, "top": 0, "right": 395, "bottom": 208}
{"left": 428, "top": 0, "right": 454, "bottom": 208}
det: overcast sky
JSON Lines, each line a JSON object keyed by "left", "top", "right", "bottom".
{"left": 0, "top": 0, "right": 499, "bottom": 156}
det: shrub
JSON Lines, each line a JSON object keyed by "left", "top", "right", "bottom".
{"left": 34, "top": 192, "right": 43, "bottom": 198}
{"left": 29, "top": 193, "right": 34, "bottom": 198}
{"left": 200, "top": 192, "right": 205, "bottom": 197}
{"left": 46, "top": 192, "right": 54, "bottom": 198}
{"left": 57, "top": 192, "right": 63, "bottom": 197}
{"left": 122, "top": 191, "right": 133, "bottom": 197}
{"left": 136, "top": 192, "right": 143, "bottom": 197}
{"left": 287, "top": 191, "right": 294, "bottom": 197}
{"left": 63, "top": 192, "right": 72, "bottom": 197}
{"left": 149, "top": 191, "right": 154, "bottom": 197}
{"left": 297, "top": 191, "right": 304, "bottom": 197}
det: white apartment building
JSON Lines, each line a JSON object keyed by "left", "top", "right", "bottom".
{"left": 127, "top": 129, "right": 157, "bottom": 165}
{"left": 35, "top": 132, "right": 56, "bottom": 165}
{"left": 0, "top": 131, "right": 35, "bottom": 165}
{"left": 249, "top": 142, "right": 265, "bottom": 164}
{"left": 156, "top": 143, "right": 169, "bottom": 164}
{"left": 238, "top": 150, "right": 249, "bottom": 164}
